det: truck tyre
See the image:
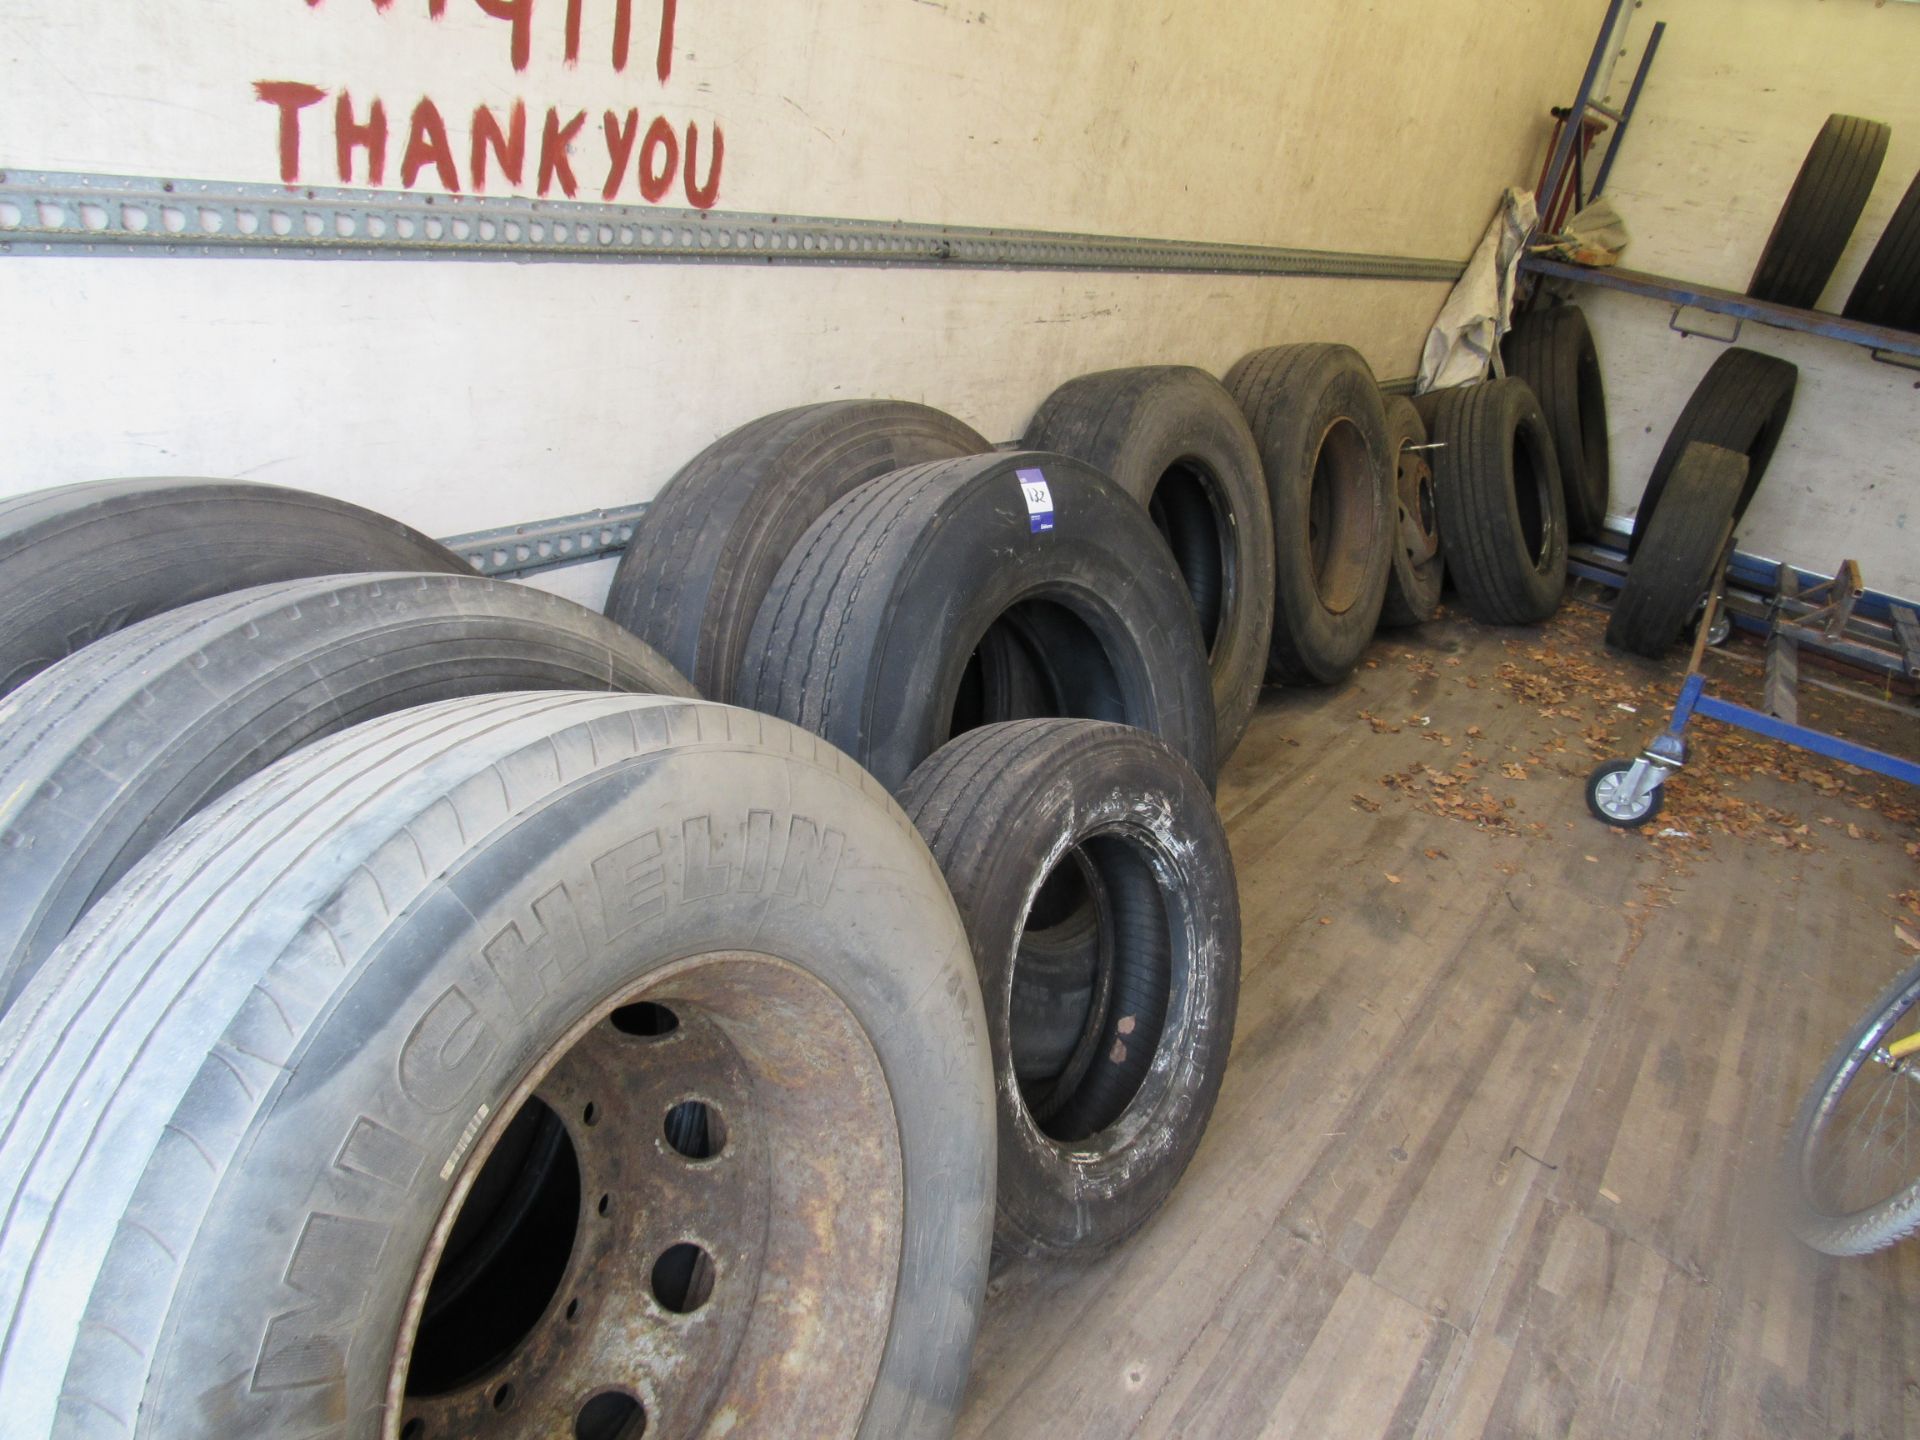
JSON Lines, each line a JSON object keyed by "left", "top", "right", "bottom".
{"left": 1501, "top": 305, "right": 1610, "bottom": 539}
{"left": 1606, "top": 443, "right": 1746, "bottom": 658}
{"left": 0, "top": 572, "right": 694, "bottom": 1012}
{"left": 898, "top": 719, "right": 1239, "bottom": 1259}
{"left": 1630, "top": 349, "right": 1797, "bottom": 557}
{"left": 0, "top": 477, "right": 469, "bottom": 697}
{"left": 1426, "top": 379, "right": 1568, "bottom": 625}
{"left": 1844, "top": 168, "right": 1920, "bottom": 332}
{"left": 1224, "top": 344, "right": 1393, "bottom": 685}
{"left": 1022, "top": 366, "right": 1275, "bottom": 759}
{"left": 1378, "top": 396, "right": 1445, "bottom": 627}
{"left": 0, "top": 691, "right": 995, "bottom": 1440}
{"left": 736, "top": 452, "right": 1216, "bottom": 792}
{"left": 1748, "top": 113, "right": 1890, "bottom": 309}
{"left": 604, "top": 400, "right": 988, "bottom": 700}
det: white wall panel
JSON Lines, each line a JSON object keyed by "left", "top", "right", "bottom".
{"left": 0, "top": 0, "right": 1606, "bottom": 533}
{"left": 1579, "top": 0, "right": 1920, "bottom": 598}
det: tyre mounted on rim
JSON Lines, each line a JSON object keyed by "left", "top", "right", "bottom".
{"left": 0, "top": 693, "right": 995, "bottom": 1439}
{"left": 1378, "top": 395, "right": 1445, "bottom": 627}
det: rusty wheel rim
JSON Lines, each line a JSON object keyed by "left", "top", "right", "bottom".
{"left": 387, "top": 953, "right": 903, "bottom": 1440}
{"left": 1396, "top": 442, "right": 1441, "bottom": 565}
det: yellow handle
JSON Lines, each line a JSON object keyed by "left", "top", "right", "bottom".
{"left": 1886, "top": 1031, "right": 1920, "bottom": 1061}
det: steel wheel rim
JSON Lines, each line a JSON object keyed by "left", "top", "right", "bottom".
{"left": 1802, "top": 990, "right": 1920, "bottom": 1220}
{"left": 1395, "top": 442, "right": 1441, "bottom": 565}
{"left": 387, "top": 952, "right": 903, "bottom": 1440}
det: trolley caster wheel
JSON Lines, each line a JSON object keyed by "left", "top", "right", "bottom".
{"left": 1586, "top": 758, "right": 1665, "bottom": 829}
{"left": 1704, "top": 609, "right": 1731, "bottom": 646}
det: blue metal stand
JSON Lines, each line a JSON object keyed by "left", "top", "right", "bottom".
{"left": 1663, "top": 672, "right": 1920, "bottom": 786}
{"left": 1585, "top": 556, "right": 1920, "bottom": 828}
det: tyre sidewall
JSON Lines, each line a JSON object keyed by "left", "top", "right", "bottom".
{"left": 940, "top": 743, "right": 1237, "bottom": 1255}
{"left": 854, "top": 459, "right": 1215, "bottom": 790}
{"left": 1024, "top": 369, "right": 1275, "bottom": 758}
{"left": 127, "top": 746, "right": 993, "bottom": 1439}
{"left": 1257, "top": 352, "right": 1393, "bottom": 682}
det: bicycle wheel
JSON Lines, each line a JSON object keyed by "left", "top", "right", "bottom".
{"left": 1787, "top": 955, "right": 1920, "bottom": 1256}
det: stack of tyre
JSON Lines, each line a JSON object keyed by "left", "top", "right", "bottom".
{"left": 0, "top": 482, "right": 1004, "bottom": 1437}
{"left": 0, "top": 341, "right": 1475, "bottom": 1440}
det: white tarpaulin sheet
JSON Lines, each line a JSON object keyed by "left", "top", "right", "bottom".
{"left": 1417, "top": 187, "right": 1538, "bottom": 393}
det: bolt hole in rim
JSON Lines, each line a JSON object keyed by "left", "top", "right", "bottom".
{"left": 389, "top": 954, "right": 904, "bottom": 1438}
{"left": 574, "top": 1389, "right": 649, "bottom": 1440}
{"left": 1306, "top": 417, "right": 1379, "bottom": 615}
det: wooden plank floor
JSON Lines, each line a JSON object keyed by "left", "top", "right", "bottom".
{"left": 958, "top": 598, "right": 1920, "bottom": 1440}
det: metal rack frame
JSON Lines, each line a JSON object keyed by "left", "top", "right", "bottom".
{"left": 1586, "top": 552, "right": 1920, "bottom": 828}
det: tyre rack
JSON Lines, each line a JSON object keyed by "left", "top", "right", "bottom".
{"left": 1523, "top": 256, "right": 1920, "bottom": 368}
{"left": 1586, "top": 547, "right": 1920, "bottom": 828}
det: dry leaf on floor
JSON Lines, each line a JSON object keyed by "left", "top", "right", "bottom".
{"left": 1384, "top": 873, "right": 1402, "bottom": 884}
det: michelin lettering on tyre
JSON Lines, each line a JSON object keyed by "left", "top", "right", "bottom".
{"left": 1018, "top": 469, "right": 1056, "bottom": 533}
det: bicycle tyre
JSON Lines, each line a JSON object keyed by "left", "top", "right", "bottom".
{"left": 1786, "top": 955, "right": 1920, "bottom": 1256}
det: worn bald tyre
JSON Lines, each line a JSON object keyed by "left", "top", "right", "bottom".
{"left": 604, "top": 400, "right": 989, "bottom": 700}
{"left": 0, "top": 692, "right": 995, "bottom": 1440}
{"left": 1426, "top": 379, "right": 1568, "bottom": 625}
{"left": 1224, "top": 344, "right": 1393, "bottom": 685}
{"left": 1021, "top": 367, "right": 1275, "bottom": 759}
{"left": 0, "top": 571, "right": 694, "bottom": 1013}
{"left": 0, "top": 477, "right": 469, "bottom": 698}
{"left": 1630, "top": 349, "right": 1798, "bottom": 557}
{"left": 1501, "top": 304, "right": 1610, "bottom": 540}
{"left": 1748, "top": 113, "right": 1890, "bottom": 309}
{"left": 1607, "top": 443, "right": 1748, "bottom": 658}
{"left": 737, "top": 452, "right": 1216, "bottom": 792}
{"left": 1845, "top": 169, "right": 1920, "bottom": 332}
{"left": 899, "top": 720, "right": 1240, "bottom": 1258}
{"left": 1378, "top": 395, "right": 1445, "bottom": 626}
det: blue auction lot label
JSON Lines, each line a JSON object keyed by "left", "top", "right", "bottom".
{"left": 1017, "top": 468, "right": 1055, "bottom": 533}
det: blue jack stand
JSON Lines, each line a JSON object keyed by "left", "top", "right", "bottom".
{"left": 1587, "top": 554, "right": 1920, "bottom": 828}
